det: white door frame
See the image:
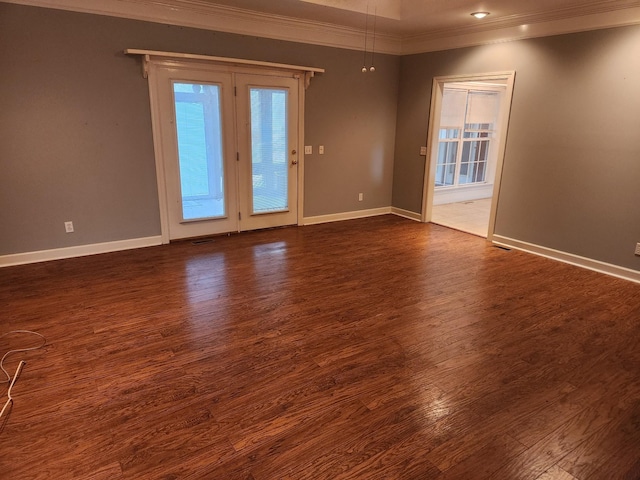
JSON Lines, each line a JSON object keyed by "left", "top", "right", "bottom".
{"left": 146, "top": 58, "right": 308, "bottom": 244}
{"left": 422, "top": 71, "right": 516, "bottom": 242}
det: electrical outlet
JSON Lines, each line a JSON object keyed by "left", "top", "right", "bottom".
{"left": 420, "top": 146, "right": 427, "bottom": 156}
{"left": 358, "top": 193, "right": 363, "bottom": 201}
{"left": 64, "top": 221, "right": 74, "bottom": 233}
{"left": 304, "top": 145, "right": 312, "bottom": 155}
{"left": 635, "top": 242, "right": 640, "bottom": 256}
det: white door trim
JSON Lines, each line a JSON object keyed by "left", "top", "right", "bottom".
{"left": 145, "top": 58, "right": 308, "bottom": 243}
{"left": 297, "top": 75, "right": 306, "bottom": 228}
{"left": 147, "top": 61, "right": 171, "bottom": 244}
{"left": 422, "top": 71, "right": 516, "bottom": 242}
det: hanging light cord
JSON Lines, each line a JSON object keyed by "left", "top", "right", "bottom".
{"left": 0, "top": 330, "right": 46, "bottom": 421}
{"left": 370, "top": 5, "right": 377, "bottom": 70}
{"left": 362, "top": 1, "right": 369, "bottom": 71}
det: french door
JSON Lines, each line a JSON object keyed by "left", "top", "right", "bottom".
{"left": 150, "top": 63, "right": 300, "bottom": 240}
{"left": 235, "top": 74, "right": 299, "bottom": 231}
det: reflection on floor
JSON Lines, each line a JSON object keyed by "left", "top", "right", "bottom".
{"left": 431, "top": 197, "right": 492, "bottom": 237}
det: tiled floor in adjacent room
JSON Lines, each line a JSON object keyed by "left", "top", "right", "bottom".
{"left": 431, "top": 197, "right": 492, "bottom": 237}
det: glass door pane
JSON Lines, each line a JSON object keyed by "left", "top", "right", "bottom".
{"left": 249, "top": 88, "right": 288, "bottom": 214}
{"left": 173, "top": 82, "right": 226, "bottom": 221}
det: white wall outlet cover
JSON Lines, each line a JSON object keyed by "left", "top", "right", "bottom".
{"left": 420, "top": 146, "right": 427, "bottom": 155}
{"left": 319, "top": 145, "right": 325, "bottom": 154}
{"left": 304, "top": 145, "right": 313, "bottom": 154}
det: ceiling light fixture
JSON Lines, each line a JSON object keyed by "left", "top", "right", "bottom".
{"left": 471, "top": 11, "right": 490, "bottom": 19}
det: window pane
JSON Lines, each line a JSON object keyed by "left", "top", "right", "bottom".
{"left": 464, "top": 130, "right": 491, "bottom": 139}
{"left": 474, "top": 161, "right": 487, "bottom": 183}
{"left": 439, "top": 128, "right": 460, "bottom": 139}
{"left": 460, "top": 162, "right": 469, "bottom": 178}
{"left": 466, "top": 123, "right": 492, "bottom": 131}
{"left": 460, "top": 140, "right": 489, "bottom": 184}
{"left": 173, "top": 83, "right": 225, "bottom": 220}
{"left": 436, "top": 141, "right": 457, "bottom": 187}
{"left": 437, "top": 142, "right": 457, "bottom": 166}
{"left": 250, "top": 88, "right": 288, "bottom": 214}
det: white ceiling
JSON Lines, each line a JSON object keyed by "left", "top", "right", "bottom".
{"left": 5, "top": 0, "right": 640, "bottom": 54}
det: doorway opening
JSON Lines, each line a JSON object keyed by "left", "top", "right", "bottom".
{"left": 422, "top": 72, "right": 515, "bottom": 240}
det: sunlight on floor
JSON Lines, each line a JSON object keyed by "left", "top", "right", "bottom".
{"left": 431, "top": 198, "right": 492, "bottom": 237}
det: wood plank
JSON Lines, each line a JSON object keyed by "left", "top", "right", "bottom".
{"left": 437, "top": 434, "right": 527, "bottom": 479}
{"left": 535, "top": 465, "right": 579, "bottom": 480}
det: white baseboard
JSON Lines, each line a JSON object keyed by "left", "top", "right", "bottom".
{"left": 492, "top": 235, "right": 640, "bottom": 285}
{"left": 303, "top": 207, "right": 392, "bottom": 226}
{"left": 391, "top": 207, "right": 422, "bottom": 221}
{"left": 0, "top": 236, "right": 163, "bottom": 268}
{"left": 5, "top": 223, "right": 637, "bottom": 287}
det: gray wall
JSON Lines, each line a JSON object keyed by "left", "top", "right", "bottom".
{"left": 0, "top": 3, "right": 399, "bottom": 255}
{"left": 2, "top": 2, "right": 639, "bottom": 274}
{"left": 393, "top": 27, "right": 640, "bottom": 271}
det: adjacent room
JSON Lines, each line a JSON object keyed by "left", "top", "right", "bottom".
{"left": 1, "top": 0, "right": 639, "bottom": 478}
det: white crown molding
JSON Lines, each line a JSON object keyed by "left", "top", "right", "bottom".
{"left": 1, "top": 0, "right": 403, "bottom": 54}
{"left": 2, "top": 0, "right": 640, "bottom": 55}
{"left": 401, "top": 3, "right": 640, "bottom": 54}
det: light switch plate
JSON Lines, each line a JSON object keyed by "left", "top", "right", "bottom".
{"left": 304, "top": 145, "right": 312, "bottom": 155}
{"left": 319, "top": 145, "right": 324, "bottom": 154}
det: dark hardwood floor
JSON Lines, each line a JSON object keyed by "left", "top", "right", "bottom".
{"left": 1, "top": 215, "right": 639, "bottom": 479}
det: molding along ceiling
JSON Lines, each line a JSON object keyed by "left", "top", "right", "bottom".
{"left": 3, "top": 0, "right": 640, "bottom": 54}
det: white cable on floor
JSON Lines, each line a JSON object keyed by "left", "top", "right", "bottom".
{"left": 0, "top": 361, "right": 26, "bottom": 419}
{"left": 0, "top": 330, "right": 46, "bottom": 422}
{"left": 1, "top": 330, "right": 46, "bottom": 384}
